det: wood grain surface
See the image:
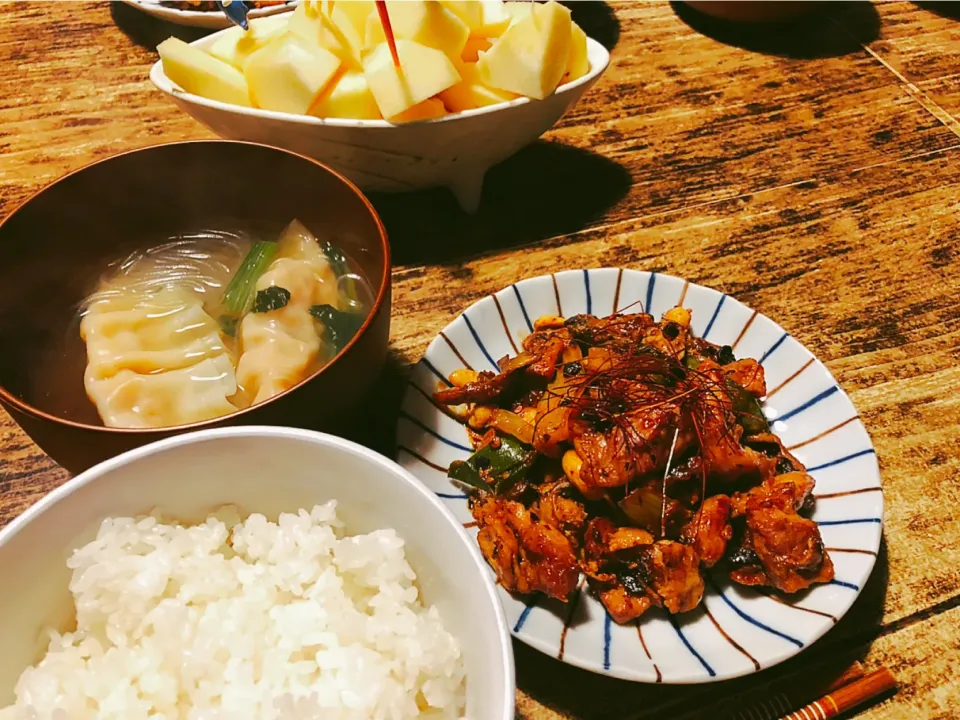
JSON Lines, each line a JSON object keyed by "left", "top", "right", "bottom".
{"left": 1, "top": 1, "right": 958, "bottom": 718}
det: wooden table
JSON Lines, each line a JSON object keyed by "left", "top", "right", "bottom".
{"left": 2, "top": 1, "right": 959, "bottom": 717}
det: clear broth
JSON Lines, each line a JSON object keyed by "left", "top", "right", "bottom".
{"left": 32, "top": 225, "right": 373, "bottom": 427}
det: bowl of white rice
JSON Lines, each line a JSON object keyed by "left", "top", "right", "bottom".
{"left": 0, "top": 427, "right": 514, "bottom": 720}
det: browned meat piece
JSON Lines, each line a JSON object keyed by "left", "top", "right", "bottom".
{"left": 686, "top": 360, "right": 774, "bottom": 482}
{"left": 731, "top": 472, "right": 816, "bottom": 517}
{"left": 694, "top": 375, "right": 776, "bottom": 483}
{"left": 582, "top": 518, "right": 704, "bottom": 621}
{"left": 537, "top": 484, "right": 588, "bottom": 545}
{"left": 574, "top": 405, "right": 679, "bottom": 489}
{"left": 434, "top": 370, "right": 511, "bottom": 405}
{"left": 728, "top": 472, "right": 832, "bottom": 593}
{"left": 598, "top": 586, "right": 654, "bottom": 624}
{"left": 581, "top": 518, "right": 657, "bottom": 623}
{"left": 565, "top": 313, "right": 655, "bottom": 352}
{"left": 646, "top": 541, "right": 705, "bottom": 613}
{"left": 724, "top": 359, "right": 766, "bottom": 397}
{"left": 743, "top": 433, "right": 806, "bottom": 476}
{"left": 730, "top": 507, "right": 835, "bottom": 593}
{"left": 683, "top": 494, "right": 733, "bottom": 567}
{"left": 642, "top": 322, "right": 688, "bottom": 358}
{"left": 471, "top": 495, "right": 580, "bottom": 601}
{"left": 521, "top": 328, "right": 572, "bottom": 379}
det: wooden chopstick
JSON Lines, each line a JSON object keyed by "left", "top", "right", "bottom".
{"left": 720, "top": 661, "right": 895, "bottom": 720}
{"left": 781, "top": 668, "right": 897, "bottom": 720}
{"left": 822, "top": 660, "right": 866, "bottom": 693}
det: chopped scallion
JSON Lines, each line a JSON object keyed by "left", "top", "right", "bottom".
{"left": 218, "top": 241, "right": 277, "bottom": 335}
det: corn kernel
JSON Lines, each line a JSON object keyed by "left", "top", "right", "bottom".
{"left": 534, "top": 315, "right": 566, "bottom": 330}
{"left": 662, "top": 306, "right": 692, "bottom": 328}
{"left": 450, "top": 368, "right": 479, "bottom": 387}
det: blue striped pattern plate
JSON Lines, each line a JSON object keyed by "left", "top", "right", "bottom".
{"left": 395, "top": 269, "right": 882, "bottom": 684}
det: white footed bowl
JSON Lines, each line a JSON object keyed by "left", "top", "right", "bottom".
{"left": 0, "top": 427, "right": 515, "bottom": 718}
{"left": 149, "top": 33, "right": 610, "bottom": 212}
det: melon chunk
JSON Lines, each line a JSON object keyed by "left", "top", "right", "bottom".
{"left": 461, "top": 34, "right": 491, "bottom": 62}
{"left": 363, "top": 39, "right": 461, "bottom": 118}
{"left": 391, "top": 98, "right": 448, "bottom": 123}
{"left": 472, "top": 0, "right": 512, "bottom": 37}
{"left": 476, "top": 0, "right": 571, "bottom": 100}
{"left": 207, "top": 15, "right": 289, "bottom": 69}
{"left": 503, "top": 0, "right": 534, "bottom": 25}
{"left": 288, "top": 2, "right": 364, "bottom": 70}
{"left": 563, "top": 21, "right": 590, "bottom": 83}
{"left": 336, "top": 0, "right": 374, "bottom": 34}
{"left": 440, "top": 61, "right": 517, "bottom": 112}
{"left": 158, "top": 37, "right": 252, "bottom": 107}
{"left": 244, "top": 34, "right": 343, "bottom": 114}
{"left": 364, "top": 0, "right": 470, "bottom": 59}
{"left": 309, "top": 71, "right": 382, "bottom": 119}
{"left": 439, "top": 0, "right": 483, "bottom": 28}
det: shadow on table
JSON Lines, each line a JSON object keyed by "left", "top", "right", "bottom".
{"left": 913, "top": 1, "right": 960, "bottom": 20}
{"left": 670, "top": 1, "right": 880, "bottom": 59}
{"left": 368, "top": 141, "right": 631, "bottom": 268}
{"left": 111, "top": 1, "right": 212, "bottom": 50}
{"left": 515, "top": 536, "right": 890, "bottom": 719}
{"left": 566, "top": 1, "right": 621, "bottom": 53}
{"left": 334, "top": 349, "right": 409, "bottom": 458}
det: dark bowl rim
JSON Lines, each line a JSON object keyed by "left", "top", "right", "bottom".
{"left": 0, "top": 139, "right": 391, "bottom": 435}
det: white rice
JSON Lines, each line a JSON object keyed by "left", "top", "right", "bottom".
{"left": 1, "top": 503, "right": 466, "bottom": 720}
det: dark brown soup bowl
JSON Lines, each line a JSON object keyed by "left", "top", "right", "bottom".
{"left": 684, "top": 1, "right": 818, "bottom": 23}
{"left": 0, "top": 141, "right": 391, "bottom": 473}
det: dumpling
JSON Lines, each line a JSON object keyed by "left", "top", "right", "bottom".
{"left": 81, "top": 286, "right": 238, "bottom": 427}
{"left": 234, "top": 221, "right": 338, "bottom": 407}
{"left": 81, "top": 287, "right": 230, "bottom": 376}
{"left": 84, "top": 355, "right": 238, "bottom": 428}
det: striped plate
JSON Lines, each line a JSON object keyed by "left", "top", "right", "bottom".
{"left": 395, "top": 269, "right": 882, "bottom": 684}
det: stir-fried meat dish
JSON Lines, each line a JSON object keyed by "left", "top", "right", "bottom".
{"left": 434, "top": 307, "right": 834, "bottom": 623}
{"left": 160, "top": 1, "right": 288, "bottom": 11}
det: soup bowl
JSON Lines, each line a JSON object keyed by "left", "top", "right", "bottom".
{"left": 0, "top": 427, "right": 515, "bottom": 718}
{"left": 0, "top": 140, "right": 391, "bottom": 473}
{"left": 149, "top": 22, "right": 611, "bottom": 213}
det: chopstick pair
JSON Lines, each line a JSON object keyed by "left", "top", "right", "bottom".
{"left": 726, "top": 662, "right": 897, "bottom": 720}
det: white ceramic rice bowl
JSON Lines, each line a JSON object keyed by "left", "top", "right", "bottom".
{"left": 0, "top": 427, "right": 515, "bottom": 718}
{"left": 149, "top": 29, "right": 610, "bottom": 212}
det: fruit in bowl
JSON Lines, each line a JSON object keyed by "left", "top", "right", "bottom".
{"left": 157, "top": 0, "right": 592, "bottom": 121}
{"left": 150, "top": 1, "right": 610, "bottom": 211}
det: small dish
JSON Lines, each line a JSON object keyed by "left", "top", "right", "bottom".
{"left": 0, "top": 140, "right": 391, "bottom": 473}
{"left": 0, "top": 427, "right": 515, "bottom": 718}
{"left": 149, "top": 27, "right": 610, "bottom": 213}
{"left": 395, "top": 268, "right": 883, "bottom": 684}
{"left": 121, "top": 0, "right": 297, "bottom": 29}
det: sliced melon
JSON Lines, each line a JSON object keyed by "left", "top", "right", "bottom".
{"left": 476, "top": 0, "right": 572, "bottom": 100}
{"left": 563, "top": 22, "right": 590, "bottom": 84}
{"left": 440, "top": 61, "right": 517, "bottom": 112}
{"left": 207, "top": 14, "right": 289, "bottom": 69}
{"left": 158, "top": 37, "right": 252, "bottom": 107}
{"left": 390, "top": 97, "right": 448, "bottom": 123}
{"left": 309, "top": 71, "right": 382, "bottom": 119}
{"left": 244, "top": 33, "right": 343, "bottom": 114}
{"left": 364, "top": 0, "right": 469, "bottom": 59}
{"left": 363, "top": 39, "right": 461, "bottom": 118}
